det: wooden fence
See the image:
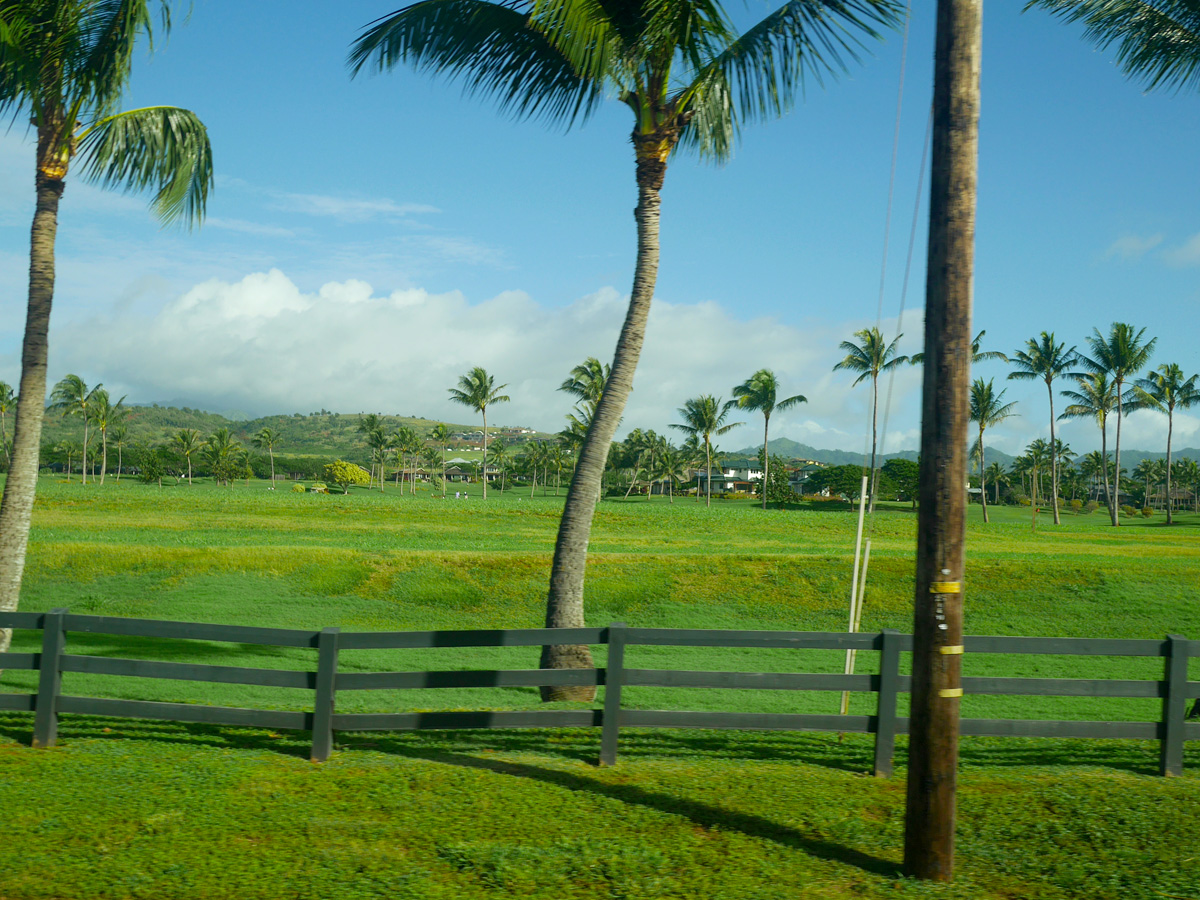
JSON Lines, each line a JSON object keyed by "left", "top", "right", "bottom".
{"left": 1, "top": 610, "right": 1196, "bottom": 775}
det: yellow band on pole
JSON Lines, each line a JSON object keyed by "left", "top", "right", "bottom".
{"left": 939, "top": 645, "right": 965, "bottom": 655}
{"left": 938, "top": 688, "right": 963, "bottom": 698}
{"left": 929, "top": 581, "right": 961, "bottom": 594}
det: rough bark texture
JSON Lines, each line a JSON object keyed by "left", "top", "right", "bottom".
{"left": 0, "top": 132, "right": 66, "bottom": 658}
{"left": 761, "top": 414, "right": 770, "bottom": 510}
{"left": 1047, "top": 382, "right": 1060, "bottom": 524}
{"left": 481, "top": 410, "right": 489, "bottom": 500}
{"left": 1112, "top": 391, "right": 1124, "bottom": 526}
{"left": 540, "top": 134, "right": 668, "bottom": 701}
{"left": 978, "top": 427, "right": 988, "bottom": 524}
{"left": 904, "top": 0, "right": 980, "bottom": 883}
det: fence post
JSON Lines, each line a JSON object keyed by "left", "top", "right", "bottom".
{"left": 311, "top": 627, "right": 340, "bottom": 763}
{"left": 599, "top": 622, "right": 626, "bottom": 767}
{"left": 32, "top": 609, "right": 68, "bottom": 749}
{"left": 1160, "top": 634, "right": 1188, "bottom": 777}
{"left": 873, "top": 629, "right": 901, "bottom": 777}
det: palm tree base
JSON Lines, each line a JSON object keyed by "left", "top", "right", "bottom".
{"left": 539, "top": 642, "right": 597, "bottom": 703}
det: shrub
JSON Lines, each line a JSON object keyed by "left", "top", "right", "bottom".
{"left": 291, "top": 483, "right": 306, "bottom": 493}
{"left": 1141, "top": 507, "right": 1154, "bottom": 517}
{"left": 1018, "top": 498, "right": 1031, "bottom": 507}
{"left": 1120, "top": 505, "right": 1136, "bottom": 518}
{"left": 1084, "top": 500, "right": 1099, "bottom": 514}
{"left": 1069, "top": 499, "right": 1083, "bottom": 513}
{"left": 309, "top": 482, "right": 329, "bottom": 494}
{"left": 323, "top": 459, "right": 370, "bottom": 494}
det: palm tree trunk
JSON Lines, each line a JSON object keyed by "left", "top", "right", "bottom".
{"left": 1165, "top": 411, "right": 1174, "bottom": 526}
{"left": 979, "top": 427, "right": 989, "bottom": 524}
{"left": 869, "top": 376, "right": 879, "bottom": 504}
{"left": 269, "top": 448, "right": 275, "bottom": 487}
{"left": 1047, "top": 382, "right": 1060, "bottom": 525}
{"left": 1112, "top": 386, "right": 1124, "bottom": 525}
{"left": 81, "top": 421, "right": 89, "bottom": 485}
{"left": 761, "top": 413, "right": 770, "bottom": 510}
{"left": 705, "top": 438, "right": 712, "bottom": 507}
{"left": 117, "top": 444, "right": 123, "bottom": 481}
{"left": 0, "top": 156, "right": 65, "bottom": 658}
{"left": 541, "top": 142, "right": 668, "bottom": 699}
{"left": 100, "top": 430, "right": 108, "bottom": 484}
{"left": 481, "top": 411, "right": 488, "bottom": 500}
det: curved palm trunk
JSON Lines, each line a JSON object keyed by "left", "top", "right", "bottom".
{"left": 481, "top": 411, "right": 488, "bottom": 500}
{"left": 705, "top": 438, "right": 713, "bottom": 507}
{"left": 1046, "top": 381, "right": 1060, "bottom": 524}
{"left": 0, "top": 152, "right": 65, "bottom": 658}
{"left": 867, "top": 376, "right": 880, "bottom": 510}
{"left": 116, "top": 444, "right": 123, "bottom": 481}
{"left": 978, "top": 425, "right": 988, "bottom": 524}
{"left": 269, "top": 448, "right": 275, "bottom": 486}
{"left": 761, "top": 412, "right": 770, "bottom": 510}
{"left": 81, "top": 421, "right": 90, "bottom": 485}
{"left": 1099, "top": 421, "right": 1112, "bottom": 513}
{"left": 541, "top": 141, "right": 667, "bottom": 700}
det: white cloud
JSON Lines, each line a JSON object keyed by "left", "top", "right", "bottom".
{"left": 271, "top": 192, "right": 439, "bottom": 223}
{"left": 206, "top": 217, "right": 298, "bottom": 239}
{"left": 1160, "top": 232, "right": 1200, "bottom": 267}
{"left": 1105, "top": 233, "right": 1163, "bottom": 261}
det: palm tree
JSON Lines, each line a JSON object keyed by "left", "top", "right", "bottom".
{"left": 252, "top": 427, "right": 281, "bottom": 487}
{"left": 728, "top": 369, "right": 806, "bottom": 511}
{"left": 0, "top": 382, "right": 15, "bottom": 469}
{"left": 1029, "top": 1, "right": 1200, "bottom": 93}
{"left": 1131, "top": 363, "right": 1199, "bottom": 525}
{"left": 489, "top": 438, "right": 510, "bottom": 493}
{"left": 448, "top": 367, "right": 509, "bottom": 500}
{"left": 1132, "top": 457, "right": 1157, "bottom": 509}
{"left": 833, "top": 327, "right": 908, "bottom": 493}
{"left": 1079, "top": 323, "right": 1157, "bottom": 525}
{"left": 1174, "top": 457, "right": 1200, "bottom": 512}
{"left": 110, "top": 423, "right": 128, "bottom": 481}
{"left": 1008, "top": 332, "right": 1077, "bottom": 525}
{"left": 204, "top": 427, "right": 241, "bottom": 487}
{"left": 430, "top": 423, "right": 451, "bottom": 498}
{"left": 1023, "top": 438, "right": 1054, "bottom": 531}
{"left": 49, "top": 374, "right": 101, "bottom": 485}
{"left": 173, "top": 429, "right": 201, "bottom": 484}
{"left": 0, "top": 1, "right": 212, "bottom": 648}
{"left": 365, "top": 427, "right": 392, "bottom": 492}
{"left": 395, "top": 427, "right": 423, "bottom": 494}
{"left": 350, "top": 0, "right": 902, "bottom": 695}
{"left": 652, "top": 444, "right": 689, "bottom": 503}
{"left": 559, "top": 356, "right": 610, "bottom": 426}
{"left": 969, "top": 378, "right": 1017, "bottom": 524}
{"left": 670, "top": 396, "right": 742, "bottom": 507}
{"left": 90, "top": 388, "right": 127, "bottom": 485}
{"left": 1060, "top": 371, "right": 1119, "bottom": 512}
{"left": 984, "top": 461, "right": 1006, "bottom": 506}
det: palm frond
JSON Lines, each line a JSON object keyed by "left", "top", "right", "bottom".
{"left": 1027, "top": 0, "right": 1200, "bottom": 93}
{"left": 350, "top": 0, "right": 602, "bottom": 128}
{"left": 73, "top": 0, "right": 166, "bottom": 113}
{"left": 677, "top": 0, "right": 903, "bottom": 159}
{"left": 75, "top": 106, "right": 212, "bottom": 226}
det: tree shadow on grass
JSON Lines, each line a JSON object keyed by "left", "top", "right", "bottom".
{"left": 403, "top": 748, "right": 904, "bottom": 880}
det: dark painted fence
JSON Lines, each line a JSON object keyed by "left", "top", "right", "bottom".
{"left": 1, "top": 610, "right": 1197, "bottom": 775}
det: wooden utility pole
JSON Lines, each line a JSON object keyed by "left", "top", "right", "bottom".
{"left": 903, "top": 0, "right": 981, "bottom": 883}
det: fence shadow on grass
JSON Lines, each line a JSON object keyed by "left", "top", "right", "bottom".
{"left": 406, "top": 749, "right": 903, "bottom": 879}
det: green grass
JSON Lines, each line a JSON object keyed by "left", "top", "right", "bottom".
{"left": 1, "top": 477, "right": 1198, "bottom": 899}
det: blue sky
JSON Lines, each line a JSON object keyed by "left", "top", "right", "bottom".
{"left": 1, "top": 1, "right": 1197, "bottom": 457}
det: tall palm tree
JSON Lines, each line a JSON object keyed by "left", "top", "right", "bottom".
{"left": 0, "top": 381, "right": 15, "bottom": 469}
{"left": 670, "top": 395, "right": 742, "bottom": 507}
{"left": 728, "top": 369, "right": 806, "bottom": 510}
{"left": 350, "top": 0, "right": 902, "bottom": 695}
{"left": 1008, "top": 332, "right": 1077, "bottom": 525}
{"left": 110, "top": 423, "right": 128, "bottom": 481}
{"left": 968, "top": 378, "right": 1017, "bottom": 524}
{"left": 173, "top": 428, "right": 201, "bottom": 484}
{"left": 0, "top": 0, "right": 212, "bottom": 649}
{"left": 1079, "top": 323, "right": 1157, "bottom": 525}
{"left": 48, "top": 374, "right": 101, "bottom": 485}
{"left": 90, "top": 388, "right": 127, "bottom": 484}
{"left": 1059, "top": 371, "right": 1118, "bottom": 512}
{"left": 448, "top": 366, "right": 509, "bottom": 500}
{"left": 365, "top": 426, "right": 392, "bottom": 492}
{"left": 984, "top": 460, "right": 1006, "bottom": 506}
{"left": 252, "top": 427, "right": 281, "bottom": 487}
{"left": 1028, "top": 1, "right": 1200, "bottom": 93}
{"left": 204, "top": 427, "right": 241, "bottom": 487}
{"left": 1131, "top": 363, "right": 1199, "bottom": 525}
{"left": 832, "top": 327, "right": 908, "bottom": 493}
{"left": 430, "top": 423, "right": 451, "bottom": 498}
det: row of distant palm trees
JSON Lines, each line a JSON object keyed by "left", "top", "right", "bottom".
{"left": 967, "top": 323, "right": 1196, "bottom": 526}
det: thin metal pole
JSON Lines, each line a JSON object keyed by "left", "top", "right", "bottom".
{"left": 841, "top": 476, "right": 870, "bottom": 715}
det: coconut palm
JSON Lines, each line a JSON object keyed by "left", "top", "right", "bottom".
{"left": 90, "top": 388, "right": 127, "bottom": 484}
{"left": 350, "top": 0, "right": 902, "bottom": 695}
{"left": 1008, "top": 332, "right": 1078, "bottom": 525}
{"left": 652, "top": 444, "right": 689, "bottom": 503}
{"left": 1130, "top": 363, "right": 1199, "bottom": 524}
{"left": 559, "top": 356, "right": 610, "bottom": 426}
{"left": 172, "top": 429, "right": 201, "bottom": 484}
{"left": 670, "top": 396, "right": 742, "bottom": 507}
{"left": 910, "top": 328, "right": 1009, "bottom": 365}
{"left": 252, "top": 427, "right": 281, "bottom": 487}
{"left": 0, "top": 381, "right": 15, "bottom": 469}
{"left": 204, "top": 427, "right": 241, "bottom": 487}
{"left": 1059, "top": 371, "right": 1119, "bottom": 512}
{"left": 48, "top": 374, "right": 102, "bottom": 484}
{"left": 1174, "top": 456, "right": 1200, "bottom": 512}
{"left": 489, "top": 438, "right": 510, "bottom": 493}
{"left": 728, "top": 369, "right": 806, "bottom": 510}
{"left": 0, "top": 0, "right": 212, "bottom": 649}
{"left": 969, "top": 378, "right": 1017, "bottom": 524}
{"left": 1079, "top": 323, "right": 1157, "bottom": 525}
{"left": 832, "top": 327, "right": 908, "bottom": 493}
{"left": 448, "top": 368, "right": 509, "bottom": 500}
{"left": 429, "top": 423, "right": 452, "bottom": 498}
{"left": 1028, "top": 1, "right": 1200, "bottom": 93}
{"left": 984, "top": 461, "right": 1007, "bottom": 506}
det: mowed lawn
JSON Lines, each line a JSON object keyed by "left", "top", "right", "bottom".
{"left": 1, "top": 477, "right": 1198, "bottom": 899}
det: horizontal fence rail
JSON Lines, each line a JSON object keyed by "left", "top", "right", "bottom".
{"left": 0, "top": 611, "right": 1196, "bottom": 774}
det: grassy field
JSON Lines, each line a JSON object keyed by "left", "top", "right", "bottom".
{"left": 1, "top": 477, "right": 1198, "bottom": 899}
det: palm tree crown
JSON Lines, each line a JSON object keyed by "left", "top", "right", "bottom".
{"left": 670, "top": 394, "right": 742, "bottom": 508}
{"left": 728, "top": 368, "right": 805, "bottom": 510}
{"left": 969, "top": 378, "right": 1017, "bottom": 524}
{"left": 1131, "top": 362, "right": 1199, "bottom": 524}
{"left": 833, "top": 326, "right": 907, "bottom": 494}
